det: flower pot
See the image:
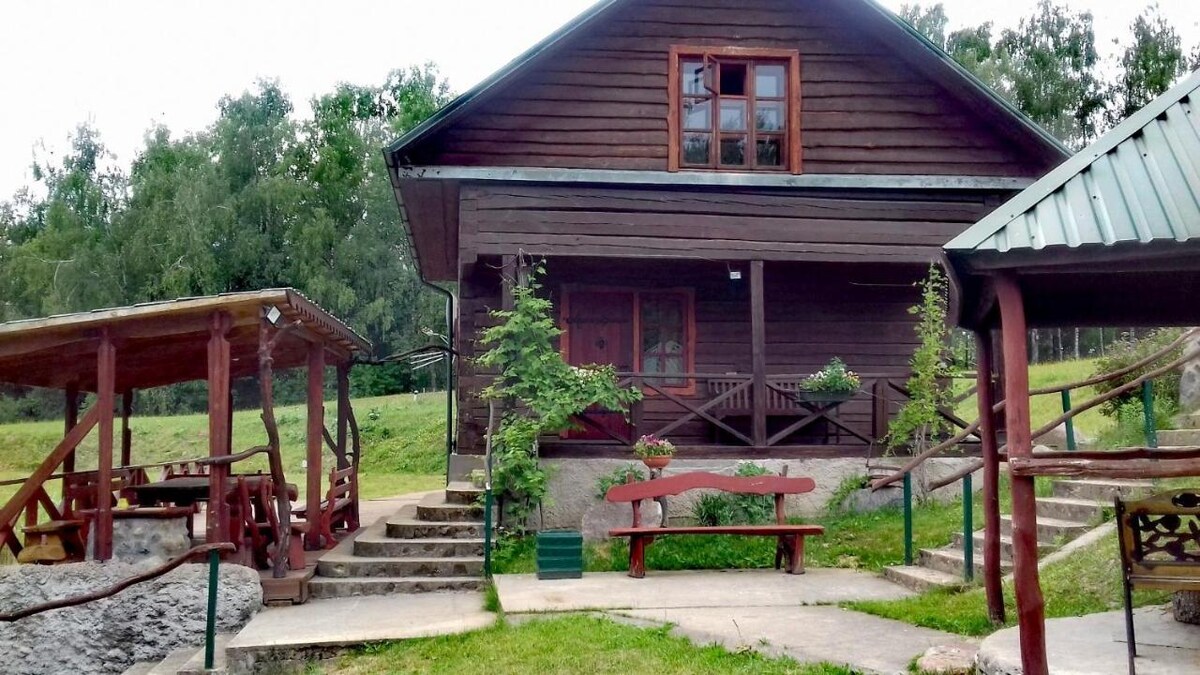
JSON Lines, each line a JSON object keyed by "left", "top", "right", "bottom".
{"left": 792, "top": 390, "right": 856, "bottom": 405}
{"left": 641, "top": 455, "right": 672, "bottom": 470}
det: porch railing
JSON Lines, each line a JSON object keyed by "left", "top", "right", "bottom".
{"left": 566, "top": 371, "right": 976, "bottom": 449}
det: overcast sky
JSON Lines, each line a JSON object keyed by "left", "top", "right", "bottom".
{"left": 3, "top": 0, "right": 1200, "bottom": 197}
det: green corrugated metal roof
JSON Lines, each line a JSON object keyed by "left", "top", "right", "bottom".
{"left": 947, "top": 69, "right": 1200, "bottom": 254}
{"left": 385, "top": 0, "right": 1066, "bottom": 165}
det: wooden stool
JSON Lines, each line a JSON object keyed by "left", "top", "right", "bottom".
{"left": 19, "top": 520, "right": 87, "bottom": 564}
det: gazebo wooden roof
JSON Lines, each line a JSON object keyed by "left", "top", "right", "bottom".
{"left": 0, "top": 289, "right": 370, "bottom": 392}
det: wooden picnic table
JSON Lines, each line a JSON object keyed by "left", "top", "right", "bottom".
{"left": 130, "top": 475, "right": 297, "bottom": 507}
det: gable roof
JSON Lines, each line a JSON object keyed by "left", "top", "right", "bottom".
{"left": 384, "top": 0, "right": 1067, "bottom": 168}
{"left": 947, "top": 69, "right": 1200, "bottom": 255}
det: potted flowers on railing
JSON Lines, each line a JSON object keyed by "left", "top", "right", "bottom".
{"left": 796, "top": 358, "right": 861, "bottom": 404}
{"left": 633, "top": 434, "right": 676, "bottom": 470}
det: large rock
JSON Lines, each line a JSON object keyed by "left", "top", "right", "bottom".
{"left": 1173, "top": 590, "right": 1200, "bottom": 625}
{"left": 1037, "top": 423, "right": 1091, "bottom": 451}
{"left": 841, "top": 485, "right": 904, "bottom": 513}
{"left": 0, "top": 560, "right": 261, "bottom": 674}
{"left": 86, "top": 516, "right": 191, "bottom": 564}
{"left": 581, "top": 500, "right": 663, "bottom": 542}
{"left": 915, "top": 643, "right": 977, "bottom": 674}
{"left": 1179, "top": 330, "right": 1200, "bottom": 414}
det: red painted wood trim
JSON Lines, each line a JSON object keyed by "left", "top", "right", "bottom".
{"left": 305, "top": 342, "right": 326, "bottom": 550}
{"left": 95, "top": 329, "right": 116, "bottom": 561}
{"left": 0, "top": 404, "right": 100, "bottom": 534}
{"left": 610, "top": 525, "right": 823, "bottom": 536}
{"left": 976, "top": 329, "right": 1004, "bottom": 625}
{"left": 668, "top": 46, "right": 681, "bottom": 173}
{"left": 996, "top": 274, "right": 1048, "bottom": 675}
{"left": 63, "top": 385, "right": 79, "bottom": 478}
{"left": 605, "top": 471, "right": 816, "bottom": 502}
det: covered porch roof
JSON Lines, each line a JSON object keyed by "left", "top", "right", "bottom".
{"left": 947, "top": 69, "right": 1200, "bottom": 329}
{"left": 0, "top": 289, "right": 371, "bottom": 392}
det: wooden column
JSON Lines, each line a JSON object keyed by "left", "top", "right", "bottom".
{"left": 336, "top": 364, "right": 350, "bottom": 470}
{"left": 95, "top": 330, "right": 116, "bottom": 561}
{"left": 206, "top": 312, "right": 233, "bottom": 546}
{"left": 120, "top": 390, "right": 133, "bottom": 467}
{"left": 305, "top": 342, "right": 326, "bottom": 550}
{"left": 975, "top": 329, "right": 1005, "bottom": 624}
{"left": 500, "top": 255, "right": 518, "bottom": 312}
{"left": 996, "top": 275, "right": 1048, "bottom": 675}
{"left": 750, "top": 260, "right": 767, "bottom": 449}
{"left": 63, "top": 385, "right": 79, "bottom": 478}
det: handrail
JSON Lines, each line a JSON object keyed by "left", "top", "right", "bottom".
{"left": 0, "top": 543, "right": 234, "bottom": 622}
{"left": 0, "top": 450, "right": 273, "bottom": 489}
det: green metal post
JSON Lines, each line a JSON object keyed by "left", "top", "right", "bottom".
{"left": 1142, "top": 381, "right": 1158, "bottom": 448}
{"left": 903, "top": 472, "right": 913, "bottom": 566}
{"left": 205, "top": 549, "right": 219, "bottom": 670}
{"left": 1061, "top": 389, "right": 1077, "bottom": 451}
{"left": 963, "top": 473, "right": 974, "bottom": 582}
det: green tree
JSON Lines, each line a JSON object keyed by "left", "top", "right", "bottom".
{"left": 900, "top": 3, "right": 949, "bottom": 48}
{"left": 1106, "top": 4, "right": 1190, "bottom": 127}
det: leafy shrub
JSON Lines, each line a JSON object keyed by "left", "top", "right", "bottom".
{"left": 1096, "top": 398, "right": 1177, "bottom": 449}
{"left": 595, "top": 464, "right": 647, "bottom": 500}
{"left": 825, "top": 473, "right": 869, "bottom": 513}
{"left": 1093, "top": 329, "right": 1183, "bottom": 418}
{"left": 689, "top": 463, "right": 776, "bottom": 526}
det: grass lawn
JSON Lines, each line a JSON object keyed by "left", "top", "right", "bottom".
{"left": 954, "top": 358, "right": 1112, "bottom": 441}
{"left": 0, "top": 393, "right": 448, "bottom": 502}
{"left": 323, "top": 615, "right": 852, "bottom": 675}
{"left": 846, "top": 530, "right": 1169, "bottom": 636}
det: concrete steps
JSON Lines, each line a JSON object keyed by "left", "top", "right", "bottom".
{"left": 885, "top": 478, "right": 1150, "bottom": 593}
{"left": 1157, "top": 428, "right": 1200, "bottom": 446}
{"left": 309, "top": 476, "right": 492, "bottom": 599}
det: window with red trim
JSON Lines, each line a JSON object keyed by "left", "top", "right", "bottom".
{"left": 670, "top": 48, "right": 801, "bottom": 173}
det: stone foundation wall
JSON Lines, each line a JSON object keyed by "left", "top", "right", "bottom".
{"left": 0, "top": 561, "right": 262, "bottom": 675}
{"left": 540, "top": 456, "right": 983, "bottom": 531}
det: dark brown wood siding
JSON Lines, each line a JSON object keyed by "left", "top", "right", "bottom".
{"left": 455, "top": 257, "right": 925, "bottom": 453}
{"left": 403, "top": 0, "right": 1045, "bottom": 176}
{"left": 459, "top": 182, "right": 1005, "bottom": 264}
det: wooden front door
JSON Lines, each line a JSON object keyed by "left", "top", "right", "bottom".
{"left": 565, "top": 291, "right": 634, "bottom": 441}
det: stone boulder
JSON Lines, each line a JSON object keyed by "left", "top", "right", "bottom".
{"left": 1037, "top": 423, "right": 1091, "bottom": 451}
{"left": 1179, "top": 331, "right": 1200, "bottom": 414}
{"left": 581, "top": 500, "right": 663, "bottom": 542}
{"left": 915, "top": 643, "right": 978, "bottom": 675}
{"left": 1173, "top": 590, "right": 1200, "bottom": 625}
{"left": 0, "top": 560, "right": 261, "bottom": 674}
{"left": 841, "top": 485, "right": 904, "bottom": 513}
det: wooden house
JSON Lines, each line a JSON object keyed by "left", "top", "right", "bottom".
{"left": 384, "top": 0, "right": 1068, "bottom": 470}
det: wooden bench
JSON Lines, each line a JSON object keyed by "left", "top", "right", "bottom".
{"left": 605, "top": 470, "right": 824, "bottom": 578}
{"left": 706, "top": 377, "right": 801, "bottom": 419}
{"left": 292, "top": 465, "right": 358, "bottom": 549}
{"left": 1116, "top": 489, "right": 1200, "bottom": 674}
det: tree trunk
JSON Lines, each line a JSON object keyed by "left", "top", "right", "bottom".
{"left": 1030, "top": 330, "right": 1040, "bottom": 364}
{"left": 1173, "top": 591, "right": 1200, "bottom": 624}
{"left": 1074, "top": 328, "right": 1080, "bottom": 360}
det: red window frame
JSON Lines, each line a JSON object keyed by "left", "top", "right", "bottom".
{"left": 560, "top": 286, "right": 696, "bottom": 395}
{"left": 668, "top": 46, "right": 802, "bottom": 174}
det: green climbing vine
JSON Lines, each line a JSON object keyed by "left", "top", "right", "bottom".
{"left": 477, "top": 262, "right": 642, "bottom": 530}
{"left": 887, "top": 263, "right": 955, "bottom": 455}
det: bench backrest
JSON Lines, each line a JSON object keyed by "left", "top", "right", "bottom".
{"left": 1117, "top": 490, "right": 1200, "bottom": 586}
{"left": 326, "top": 465, "right": 356, "bottom": 502}
{"left": 605, "top": 470, "right": 816, "bottom": 527}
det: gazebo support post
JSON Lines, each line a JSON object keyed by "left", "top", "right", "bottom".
{"left": 62, "top": 385, "right": 79, "bottom": 499}
{"left": 120, "top": 391, "right": 133, "bottom": 467}
{"left": 305, "top": 343, "right": 326, "bottom": 550}
{"left": 996, "top": 275, "right": 1048, "bottom": 675}
{"left": 750, "top": 260, "right": 767, "bottom": 448}
{"left": 206, "top": 312, "right": 233, "bottom": 546}
{"left": 336, "top": 365, "right": 350, "bottom": 471}
{"left": 95, "top": 330, "right": 116, "bottom": 561}
{"left": 975, "top": 330, "right": 1005, "bottom": 624}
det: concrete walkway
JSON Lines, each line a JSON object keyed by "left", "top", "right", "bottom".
{"left": 494, "top": 569, "right": 975, "bottom": 675}
{"left": 977, "top": 606, "right": 1200, "bottom": 674}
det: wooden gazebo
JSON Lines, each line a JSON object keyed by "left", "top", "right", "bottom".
{"left": 945, "top": 70, "right": 1200, "bottom": 674}
{"left": 0, "top": 290, "right": 370, "bottom": 570}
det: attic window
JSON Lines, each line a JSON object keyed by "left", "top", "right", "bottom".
{"left": 669, "top": 47, "right": 801, "bottom": 173}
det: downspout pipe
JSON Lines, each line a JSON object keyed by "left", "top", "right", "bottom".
{"left": 423, "top": 280, "right": 457, "bottom": 484}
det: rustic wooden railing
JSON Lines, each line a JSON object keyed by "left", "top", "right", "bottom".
{"left": 565, "top": 371, "right": 976, "bottom": 450}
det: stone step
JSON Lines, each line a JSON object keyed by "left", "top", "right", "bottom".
{"left": 1051, "top": 479, "right": 1154, "bottom": 502}
{"left": 355, "top": 533, "right": 485, "bottom": 558}
{"left": 445, "top": 481, "right": 485, "bottom": 505}
{"left": 385, "top": 516, "right": 486, "bottom": 539}
{"left": 999, "top": 514, "right": 1090, "bottom": 544}
{"left": 121, "top": 664, "right": 156, "bottom": 675}
{"left": 918, "top": 547, "right": 1012, "bottom": 578}
{"left": 309, "top": 575, "right": 484, "bottom": 599}
{"left": 1156, "top": 429, "right": 1200, "bottom": 446}
{"left": 952, "top": 532, "right": 1054, "bottom": 560}
{"left": 1036, "top": 496, "right": 1108, "bottom": 524}
{"left": 176, "top": 634, "right": 234, "bottom": 675}
{"left": 883, "top": 565, "right": 966, "bottom": 593}
{"left": 448, "top": 454, "right": 486, "bottom": 483}
{"left": 146, "top": 648, "right": 197, "bottom": 675}
{"left": 317, "top": 553, "right": 484, "bottom": 578}
{"left": 416, "top": 500, "right": 488, "bottom": 522}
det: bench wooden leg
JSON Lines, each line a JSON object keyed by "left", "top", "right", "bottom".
{"left": 787, "top": 535, "right": 805, "bottom": 574}
{"left": 629, "top": 535, "right": 647, "bottom": 578}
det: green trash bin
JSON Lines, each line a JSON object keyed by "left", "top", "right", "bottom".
{"left": 536, "top": 530, "right": 583, "bottom": 580}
